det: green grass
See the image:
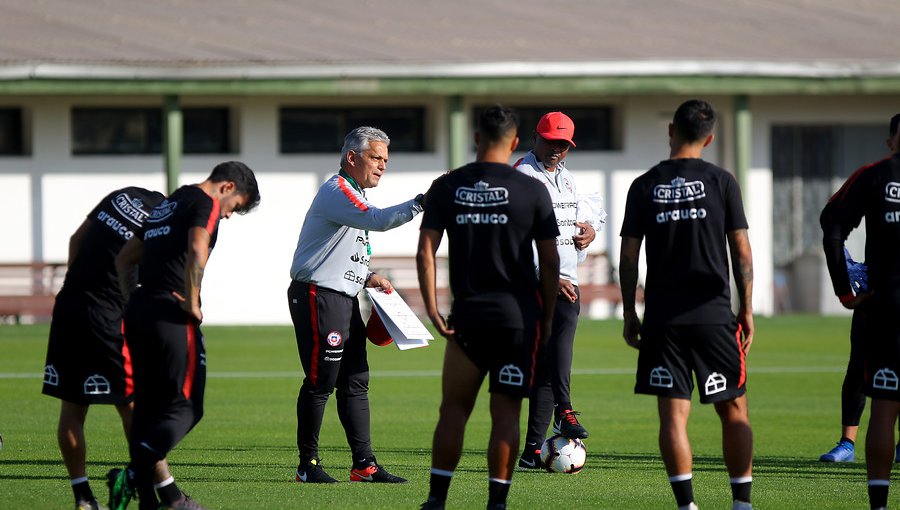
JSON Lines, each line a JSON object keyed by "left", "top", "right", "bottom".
{"left": 0, "top": 316, "right": 882, "bottom": 508}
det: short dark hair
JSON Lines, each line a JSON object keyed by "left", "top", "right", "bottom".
{"left": 208, "top": 161, "right": 260, "bottom": 214}
{"left": 477, "top": 105, "right": 519, "bottom": 143}
{"left": 672, "top": 99, "right": 717, "bottom": 143}
{"left": 890, "top": 114, "right": 900, "bottom": 137}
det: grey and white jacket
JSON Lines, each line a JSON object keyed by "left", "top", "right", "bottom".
{"left": 290, "top": 173, "right": 423, "bottom": 296}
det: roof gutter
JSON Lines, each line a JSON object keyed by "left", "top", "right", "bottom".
{"left": 1, "top": 60, "right": 900, "bottom": 96}
{"left": 2, "top": 59, "right": 900, "bottom": 81}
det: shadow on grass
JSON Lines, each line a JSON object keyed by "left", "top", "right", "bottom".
{"left": 1, "top": 450, "right": 866, "bottom": 483}
{"left": 579, "top": 452, "right": 867, "bottom": 478}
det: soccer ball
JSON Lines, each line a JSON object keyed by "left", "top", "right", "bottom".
{"left": 540, "top": 434, "right": 586, "bottom": 473}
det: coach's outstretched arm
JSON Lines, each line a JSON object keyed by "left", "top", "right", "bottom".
{"left": 728, "top": 229, "right": 754, "bottom": 353}
{"left": 619, "top": 236, "right": 643, "bottom": 350}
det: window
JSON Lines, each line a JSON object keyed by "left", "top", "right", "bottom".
{"left": 72, "top": 107, "right": 233, "bottom": 155}
{"left": 472, "top": 106, "right": 618, "bottom": 152}
{"left": 770, "top": 124, "right": 885, "bottom": 312}
{"left": 72, "top": 108, "right": 162, "bottom": 155}
{"left": 280, "top": 107, "right": 426, "bottom": 153}
{"left": 183, "top": 108, "right": 232, "bottom": 154}
{"left": 0, "top": 108, "right": 24, "bottom": 155}
{"left": 770, "top": 124, "right": 884, "bottom": 267}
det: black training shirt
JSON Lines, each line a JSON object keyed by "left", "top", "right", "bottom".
{"left": 620, "top": 158, "right": 748, "bottom": 325}
{"left": 137, "top": 185, "right": 220, "bottom": 295}
{"left": 420, "top": 161, "right": 559, "bottom": 328}
{"left": 63, "top": 186, "right": 165, "bottom": 309}
{"left": 821, "top": 154, "right": 900, "bottom": 304}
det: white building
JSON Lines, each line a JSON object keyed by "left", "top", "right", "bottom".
{"left": 1, "top": 1, "right": 898, "bottom": 324}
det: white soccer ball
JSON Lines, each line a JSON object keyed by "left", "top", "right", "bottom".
{"left": 540, "top": 434, "right": 586, "bottom": 473}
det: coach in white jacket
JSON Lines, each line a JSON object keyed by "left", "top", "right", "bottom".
{"left": 515, "top": 112, "right": 597, "bottom": 469}
{"left": 288, "top": 126, "right": 423, "bottom": 484}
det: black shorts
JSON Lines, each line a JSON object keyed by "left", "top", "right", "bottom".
{"left": 125, "top": 292, "right": 206, "bottom": 457}
{"left": 635, "top": 321, "right": 746, "bottom": 404}
{"left": 42, "top": 288, "right": 133, "bottom": 405}
{"left": 863, "top": 303, "right": 900, "bottom": 402}
{"left": 452, "top": 319, "right": 541, "bottom": 399}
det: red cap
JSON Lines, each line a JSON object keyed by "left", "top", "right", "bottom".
{"left": 366, "top": 309, "right": 393, "bottom": 346}
{"left": 536, "top": 111, "right": 576, "bottom": 148}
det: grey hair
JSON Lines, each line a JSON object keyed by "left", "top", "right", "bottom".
{"left": 340, "top": 126, "right": 390, "bottom": 167}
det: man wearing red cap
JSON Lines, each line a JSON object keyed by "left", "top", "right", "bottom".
{"left": 514, "top": 111, "right": 597, "bottom": 470}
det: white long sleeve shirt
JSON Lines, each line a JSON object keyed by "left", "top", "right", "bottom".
{"left": 515, "top": 151, "right": 582, "bottom": 284}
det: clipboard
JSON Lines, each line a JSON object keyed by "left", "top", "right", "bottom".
{"left": 365, "top": 288, "right": 433, "bottom": 350}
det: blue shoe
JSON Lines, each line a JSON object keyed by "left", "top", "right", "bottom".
{"left": 819, "top": 440, "right": 854, "bottom": 462}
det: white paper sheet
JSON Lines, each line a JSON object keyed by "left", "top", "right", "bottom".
{"left": 365, "top": 288, "right": 432, "bottom": 350}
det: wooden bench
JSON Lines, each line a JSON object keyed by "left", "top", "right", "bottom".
{"left": 369, "top": 253, "right": 636, "bottom": 318}
{"left": 0, "top": 262, "right": 66, "bottom": 324}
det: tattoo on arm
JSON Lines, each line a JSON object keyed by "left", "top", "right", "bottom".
{"left": 189, "top": 262, "right": 205, "bottom": 290}
{"left": 620, "top": 258, "right": 639, "bottom": 309}
{"left": 729, "top": 230, "right": 754, "bottom": 307}
{"left": 619, "top": 238, "right": 642, "bottom": 311}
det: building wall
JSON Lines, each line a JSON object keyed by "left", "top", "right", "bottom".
{"left": 9, "top": 92, "right": 893, "bottom": 323}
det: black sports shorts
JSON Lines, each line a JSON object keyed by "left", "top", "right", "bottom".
{"left": 42, "top": 288, "right": 132, "bottom": 405}
{"left": 862, "top": 299, "right": 900, "bottom": 402}
{"left": 635, "top": 321, "right": 746, "bottom": 404}
{"left": 452, "top": 319, "right": 541, "bottom": 399}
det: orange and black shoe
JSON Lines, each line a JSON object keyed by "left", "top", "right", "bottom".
{"left": 350, "top": 460, "right": 407, "bottom": 483}
{"left": 552, "top": 409, "right": 589, "bottom": 439}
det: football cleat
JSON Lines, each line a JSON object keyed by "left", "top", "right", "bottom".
{"left": 295, "top": 458, "right": 338, "bottom": 483}
{"left": 106, "top": 468, "right": 135, "bottom": 510}
{"left": 75, "top": 499, "right": 100, "bottom": 510}
{"left": 819, "top": 440, "right": 854, "bottom": 462}
{"left": 350, "top": 462, "right": 407, "bottom": 483}
{"left": 553, "top": 409, "right": 589, "bottom": 439}
{"left": 517, "top": 447, "right": 542, "bottom": 470}
{"left": 733, "top": 501, "right": 753, "bottom": 510}
{"left": 159, "top": 495, "right": 209, "bottom": 510}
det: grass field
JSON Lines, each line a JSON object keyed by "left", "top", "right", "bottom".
{"left": 0, "top": 315, "right": 885, "bottom": 509}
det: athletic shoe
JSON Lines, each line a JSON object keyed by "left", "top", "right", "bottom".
{"left": 350, "top": 462, "right": 407, "bottom": 483}
{"left": 419, "top": 497, "right": 446, "bottom": 510}
{"left": 486, "top": 503, "right": 507, "bottom": 510}
{"left": 733, "top": 501, "right": 753, "bottom": 510}
{"left": 819, "top": 440, "right": 854, "bottom": 462}
{"left": 75, "top": 499, "right": 100, "bottom": 510}
{"left": 517, "top": 447, "right": 542, "bottom": 470}
{"left": 159, "top": 495, "right": 209, "bottom": 510}
{"left": 552, "top": 409, "right": 589, "bottom": 439}
{"left": 106, "top": 468, "right": 135, "bottom": 510}
{"left": 295, "top": 458, "right": 338, "bottom": 483}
